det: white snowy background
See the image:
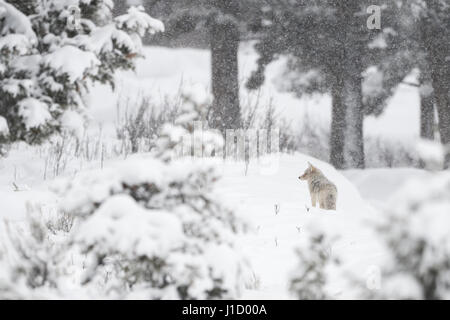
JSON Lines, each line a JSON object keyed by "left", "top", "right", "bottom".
{"left": 2, "top": 42, "right": 444, "bottom": 299}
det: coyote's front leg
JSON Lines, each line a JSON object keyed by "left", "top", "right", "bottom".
{"left": 311, "top": 193, "right": 317, "bottom": 207}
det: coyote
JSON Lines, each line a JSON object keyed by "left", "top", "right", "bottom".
{"left": 299, "top": 162, "right": 337, "bottom": 210}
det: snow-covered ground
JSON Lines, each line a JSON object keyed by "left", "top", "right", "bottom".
{"left": 0, "top": 45, "right": 429, "bottom": 299}
{"left": 220, "top": 154, "right": 378, "bottom": 299}
{"left": 220, "top": 154, "right": 432, "bottom": 298}
{"left": 0, "top": 147, "right": 428, "bottom": 298}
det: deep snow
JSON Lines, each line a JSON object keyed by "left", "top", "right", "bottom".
{"left": 219, "top": 154, "right": 388, "bottom": 299}
{"left": 0, "top": 148, "right": 428, "bottom": 298}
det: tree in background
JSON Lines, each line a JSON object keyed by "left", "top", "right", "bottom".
{"left": 364, "top": 0, "right": 449, "bottom": 168}
{"left": 208, "top": 0, "right": 241, "bottom": 133}
{"left": 374, "top": 171, "right": 450, "bottom": 299}
{"left": 140, "top": 0, "right": 262, "bottom": 134}
{"left": 247, "top": 0, "right": 449, "bottom": 169}
{"left": 247, "top": 0, "right": 393, "bottom": 169}
{"left": 415, "top": 0, "right": 450, "bottom": 168}
{"left": 0, "top": 0, "right": 163, "bottom": 152}
{"left": 360, "top": 0, "right": 449, "bottom": 165}
{"left": 371, "top": 1, "right": 436, "bottom": 141}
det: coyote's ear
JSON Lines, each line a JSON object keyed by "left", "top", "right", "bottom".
{"left": 308, "top": 162, "right": 317, "bottom": 171}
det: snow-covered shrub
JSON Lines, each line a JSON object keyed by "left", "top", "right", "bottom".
{"left": 295, "top": 113, "right": 330, "bottom": 161}
{"left": 279, "top": 115, "right": 419, "bottom": 168}
{"left": 0, "top": 1, "right": 163, "bottom": 148}
{"left": 115, "top": 92, "right": 183, "bottom": 154}
{"left": 52, "top": 86, "right": 248, "bottom": 299}
{"left": 258, "top": 103, "right": 296, "bottom": 154}
{"left": 155, "top": 84, "right": 221, "bottom": 162}
{"left": 277, "top": 118, "right": 298, "bottom": 153}
{"left": 290, "top": 231, "right": 340, "bottom": 300}
{"left": 240, "top": 99, "right": 298, "bottom": 154}
{"left": 415, "top": 139, "right": 445, "bottom": 170}
{"left": 365, "top": 135, "right": 419, "bottom": 168}
{"left": 0, "top": 203, "right": 74, "bottom": 299}
{"left": 374, "top": 172, "right": 450, "bottom": 299}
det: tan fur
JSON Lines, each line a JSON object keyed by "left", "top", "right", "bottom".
{"left": 298, "top": 162, "right": 337, "bottom": 210}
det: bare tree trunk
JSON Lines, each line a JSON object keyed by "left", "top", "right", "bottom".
{"left": 420, "top": 89, "right": 435, "bottom": 140}
{"left": 336, "top": 0, "right": 365, "bottom": 169}
{"left": 330, "top": 81, "right": 346, "bottom": 169}
{"left": 433, "top": 78, "right": 450, "bottom": 168}
{"left": 342, "top": 68, "right": 365, "bottom": 169}
{"left": 420, "top": 1, "right": 450, "bottom": 168}
{"left": 419, "top": 86, "right": 435, "bottom": 169}
{"left": 210, "top": 18, "right": 240, "bottom": 133}
{"left": 418, "top": 69, "right": 435, "bottom": 141}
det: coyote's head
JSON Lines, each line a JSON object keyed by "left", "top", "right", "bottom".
{"left": 299, "top": 162, "right": 317, "bottom": 181}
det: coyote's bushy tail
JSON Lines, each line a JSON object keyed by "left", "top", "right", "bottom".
{"left": 325, "top": 192, "right": 336, "bottom": 210}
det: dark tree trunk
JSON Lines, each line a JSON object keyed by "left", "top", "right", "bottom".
{"left": 420, "top": 91, "right": 435, "bottom": 140}
{"left": 420, "top": 2, "right": 450, "bottom": 168}
{"left": 210, "top": 21, "right": 240, "bottom": 133}
{"left": 330, "top": 81, "right": 346, "bottom": 169}
{"left": 336, "top": 0, "right": 365, "bottom": 169}
{"left": 342, "top": 66, "right": 365, "bottom": 169}
{"left": 209, "top": 1, "right": 241, "bottom": 134}
{"left": 433, "top": 77, "right": 450, "bottom": 168}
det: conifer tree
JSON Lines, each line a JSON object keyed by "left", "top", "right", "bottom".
{"left": 0, "top": 0, "right": 163, "bottom": 151}
{"left": 247, "top": 0, "right": 416, "bottom": 168}
{"left": 143, "top": 0, "right": 261, "bottom": 134}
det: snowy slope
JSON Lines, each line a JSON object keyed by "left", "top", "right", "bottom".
{"left": 217, "top": 154, "right": 386, "bottom": 299}
{"left": 343, "top": 168, "right": 432, "bottom": 207}
{"left": 0, "top": 145, "right": 431, "bottom": 299}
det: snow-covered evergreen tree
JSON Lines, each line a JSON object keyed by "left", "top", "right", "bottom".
{"left": 0, "top": 204, "right": 76, "bottom": 299}
{"left": 289, "top": 231, "right": 340, "bottom": 300}
{"left": 0, "top": 0, "right": 163, "bottom": 150}
{"left": 369, "top": 1, "right": 438, "bottom": 142}
{"left": 247, "top": 0, "right": 415, "bottom": 169}
{"left": 411, "top": 0, "right": 450, "bottom": 168}
{"left": 374, "top": 171, "right": 450, "bottom": 299}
